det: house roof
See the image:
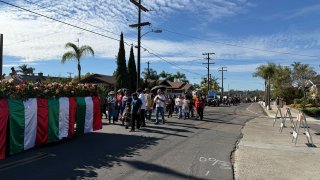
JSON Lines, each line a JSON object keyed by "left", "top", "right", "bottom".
{"left": 168, "top": 82, "right": 185, "bottom": 89}
{"left": 181, "top": 83, "right": 193, "bottom": 91}
{"left": 80, "top": 74, "right": 116, "bottom": 85}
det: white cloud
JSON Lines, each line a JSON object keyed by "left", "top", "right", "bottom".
{"left": 0, "top": 0, "right": 251, "bottom": 62}
{"left": 0, "top": 0, "right": 319, "bottom": 72}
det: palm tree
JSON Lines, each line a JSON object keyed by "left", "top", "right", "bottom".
{"left": 18, "top": 64, "right": 34, "bottom": 75}
{"left": 173, "top": 71, "right": 188, "bottom": 82}
{"left": 253, "top": 63, "right": 276, "bottom": 108}
{"left": 61, "top": 42, "right": 94, "bottom": 83}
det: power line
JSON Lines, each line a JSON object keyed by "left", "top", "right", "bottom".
{"left": 142, "top": 46, "right": 204, "bottom": 77}
{"left": 161, "top": 28, "right": 319, "bottom": 58}
{"left": 0, "top": 0, "right": 123, "bottom": 43}
{"left": 22, "top": 0, "right": 127, "bottom": 40}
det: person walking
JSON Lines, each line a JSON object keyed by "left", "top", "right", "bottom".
{"left": 145, "top": 88, "right": 152, "bottom": 122}
{"left": 107, "top": 91, "right": 117, "bottom": 124}
{"left": 124, "top": 92, "right": 133, "bottom": 129}
{"left": 195, "top": 93, "right": 205, "bottom": 120}
{"left": 154, "top": 89, "right": 166, "bottom": 124}
{"left": 175, "top": 95, "right": 183, "bottom": 119}
{"left": 167, "top": 95, "right": 175, "bottom": 118}
{"left": 115, "top": 90, "right": 123, "bottom": 121}
{"left": 182, "top": 95, "right": 190, "bottom": 119}
{"left": 120, "top": 91, "right": 130, "bottom": 125}
{"left": 131, "top": 93, "right": 142, "bottom": 131}
{"left": 137, "top": 88, "right": 146, "bottom": 127}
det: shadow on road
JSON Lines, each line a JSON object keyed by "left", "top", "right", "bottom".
{"left": 121, "top": 159, "right": 206, "bottom": 180}
{"left": 0, "top": 132, "right": 159, "bottom": 180}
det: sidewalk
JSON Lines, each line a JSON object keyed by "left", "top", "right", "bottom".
{"left": 234, "top": 103, "right": 320, "bottom": 180}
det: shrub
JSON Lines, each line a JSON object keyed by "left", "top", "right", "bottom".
{"left": 301, "top": 107, "right": 320, "bottom": 117}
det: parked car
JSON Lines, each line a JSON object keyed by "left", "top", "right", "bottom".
{"left": 206, "top": 95, "right": 220, "bottom": 106}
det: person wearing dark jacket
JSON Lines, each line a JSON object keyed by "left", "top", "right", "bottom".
{"left": 131, "top": 93, "right": 142, "bottom": 131}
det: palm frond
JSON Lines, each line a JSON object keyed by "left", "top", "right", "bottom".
{"left": 61, "top": 51, "right": 76, "bottom": 64}
{"left": 79, "top": 45, "right": 94, "bottom": 58}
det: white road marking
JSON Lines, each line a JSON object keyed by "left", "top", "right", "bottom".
{"left": 205, "top": 171, "right": 210, "bottom": 176}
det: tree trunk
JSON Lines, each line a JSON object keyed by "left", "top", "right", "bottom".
{"left": 264, "top": 79, "right": 267, "bottom": 107}
{"left": 78, "top": 59, "right": 81, "bottom": 83}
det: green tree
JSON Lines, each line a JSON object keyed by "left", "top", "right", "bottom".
{"left": 253, "top": 63, "right": 276, "bottom": 107}
{"left": 61, "top": 42, "right": 94, "bottom": 83}
{"left": 142, "top": 68, "right": 159, "bottom": 81}
{"left": 142, "top": 68, "right": 159, "bottom": 89}
{"left": 18, "top": 64, "right": 34, "bottom": 75}
{"left": 127, "top": 45, "right": 137, "bottom": 90}
{"left": 200, "top": 76, "right": 220, "bottom": 94}
{"left": 115, "top": 33, "right": 128, "bottom": 89}
{"left": 173, "top": 71, "right": 189, "bottom": 83}
{"left": 71, "top": 72, "right": 92, "bottom": 83}
{"left": 271, "top": 65, "right": 292, "bottom": 102}
{"left": 159, "top": 71, "right": 174, "bottom": 82}
{"left": 291, "top": 61, "right": 316, "bottom": 97}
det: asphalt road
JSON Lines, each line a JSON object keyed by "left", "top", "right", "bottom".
{"left": 0, "top": 103, "right": 265, "bottom": 180}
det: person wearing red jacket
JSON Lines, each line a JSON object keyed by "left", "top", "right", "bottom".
{"left": 195, "top": 93, "right": 205, "bottom": 120}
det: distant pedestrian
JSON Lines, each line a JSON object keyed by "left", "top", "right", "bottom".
{"left": 107, "top": 91, "right": 117, "bottom": 124}
{"left": 115, "top": 90, "right": 123, "bottom": 121}
{"left": 124, "top": 92, "right": 133, "bottom": 129}
{"left": 131, "top": 93, "right": 142, "bottom": 131}
{"left": 195, "top": 93, "right": 205, "bottom": 120}
{"left": 154, "top": 89, "right": 166, "bottom": 124}
{"left": 167, "top": 95, "right": 175, "bottom": 118}
{"left": 175, "top": 95, "right": 183, "bottom": 119}
{"left": 120, "top": 91, "right": 131, "bottom": 125}
{"left": 182, "top": 95, "right": 190, "bottom": 119}
{"left": 137, "top": 88, "right": 146, "bottom": 127}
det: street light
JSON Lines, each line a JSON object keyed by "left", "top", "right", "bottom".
{"left": 134, "top": 29, "right": 162, "bottom": 48}
{"left": 141, "top": 29, "right": 162, "bottom": 38}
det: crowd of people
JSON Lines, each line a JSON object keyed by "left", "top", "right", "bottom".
{"left": 102, "top": 88, "right": 206, "bottom": 132}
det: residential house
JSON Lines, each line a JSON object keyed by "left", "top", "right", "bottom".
{"left": 80, "top": 73, "right": 116, "bottom": 88}
{"left": 166, "top": 81, "right": 194, "bottom": 96}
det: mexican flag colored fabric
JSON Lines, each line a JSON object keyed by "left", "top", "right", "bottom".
{"left": 0, "top": 96, "right": 102, "bottom": 159}
{"left": 0, "top": 99, "right": 9, "bottom": 160}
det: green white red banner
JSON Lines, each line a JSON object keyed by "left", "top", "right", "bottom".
{"left": 0, "top": 96, "right": 102, "bottom": 160}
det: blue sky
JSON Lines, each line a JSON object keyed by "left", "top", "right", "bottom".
{"left": 1, "top": 0, "right": 320, "bottom": 90}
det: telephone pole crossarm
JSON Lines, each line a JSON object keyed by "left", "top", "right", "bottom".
{"left": 202, "top": 52, "right": 215, "bottom": 93}
{"left": 218, "top": 67, "right": 228, "bottom": 99}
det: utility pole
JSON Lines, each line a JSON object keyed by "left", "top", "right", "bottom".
{"left": 147, "top": 61, "right": 150, "bottom": 79}
{"left": 219, "top": 67, "right": 227, "bottom": 98}
{"left": 67, "top": 72, "right": 74, "bottom": 79}
{"left": 129, "top": 0, "right": 150, "bottom": 89}
{"left": 202, "top": 53, "right": 215, "bottom": 93}
{"left": 0, "top": 34, "right": 3, "bottom": 80}
{"left": 146, "top": 61, "right": 150, "bottom": 87}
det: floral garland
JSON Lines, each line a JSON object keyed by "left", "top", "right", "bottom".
{"left": 0, "top": 81, "right": 98, "bottom": 100}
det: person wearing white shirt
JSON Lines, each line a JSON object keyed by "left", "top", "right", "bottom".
{"left": 137, "top": 88, "right": 146, "bottom": 127}
{"left": 175, "top": 95, "right": 183, "bottom": 119}
{"left": 154, "top": 89, "right": 166, "bottom": 124}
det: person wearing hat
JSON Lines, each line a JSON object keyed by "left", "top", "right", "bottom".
{"left": 107, "top": 91, "right": 117, "bottom": 124}
{"left": 144, "top": 88, "right": 152, "bottom": 122}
